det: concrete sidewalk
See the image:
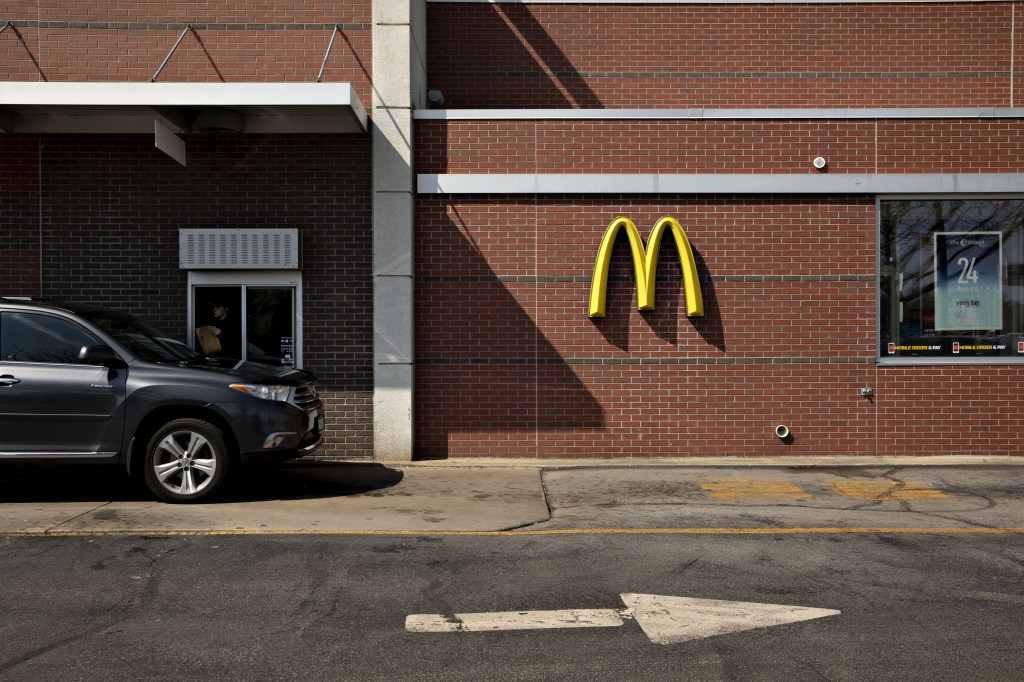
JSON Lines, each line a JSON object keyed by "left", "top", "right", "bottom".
{"left": 1, "top": 457, "right": 1023, "bottom": 536}
{"left": 0, "top": 463, "right": 549, "bottom": 535}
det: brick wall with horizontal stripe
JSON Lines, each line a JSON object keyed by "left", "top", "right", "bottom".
{"left": 0, "top": 1, "right": 371, "bottom": 101}
{"left": 416, "top": 119, "right": 1024, "bottom": 175}
{"left": 415, "top": 195, "right": 1024, "bottom": 458}
{"left": 426, "top": 2, "right": 1019, "bottom": 109}
{"left": 416, "top": 0, "right": 1024, "bottom": 459}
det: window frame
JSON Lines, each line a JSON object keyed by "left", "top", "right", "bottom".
{"left": 186, "top": 270, "right": 304, "bottom": 368}
{"left": 877, "top": 194, "right": 1024, "bottom": 366}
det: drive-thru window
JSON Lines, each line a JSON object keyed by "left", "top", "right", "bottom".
{"left": 188, "top": 272, "right": 302, "bottom": 368}
{"left": 181, "top": 228, "right": 303, "bottom": 368}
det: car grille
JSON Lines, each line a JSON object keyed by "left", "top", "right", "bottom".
{"left": 291, "top": 384, "right": 322, "bottom": 413}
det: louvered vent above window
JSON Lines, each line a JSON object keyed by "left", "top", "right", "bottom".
{"left": 179, "top": 229, "right": 299, "bottom": 269}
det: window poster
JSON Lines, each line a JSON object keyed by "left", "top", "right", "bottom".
{"left": 933, "top": 232, "right": 1003, "bottom": 331}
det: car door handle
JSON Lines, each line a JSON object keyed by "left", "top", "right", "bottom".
{"left": 0, "top": 375, "right": 20, "bottom": 386}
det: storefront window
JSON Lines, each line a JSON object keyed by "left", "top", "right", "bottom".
{"left": 879, "top": 198, "right": 1024, "bottom": 362}
{"left": 189, "top": 273, "right": 301, "bottom": 368}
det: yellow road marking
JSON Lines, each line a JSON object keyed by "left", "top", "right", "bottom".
{"left": 831, "top": 481, "right": 949, "bottom": 501}
{"left": 4, "top": 527, "right": 1023, "bottom": 538}
{"left": 700, "top": 479, "right": 812, "bottom": 500}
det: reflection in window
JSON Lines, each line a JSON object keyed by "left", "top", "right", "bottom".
{"left": 83, "top": 309, "right": 197, "bottom": 363}
{"left": 880, "top": 199, "right": 1024, "bottom": 360}
{"left": 0, "top": 313, "right": 99, "bottom": 364}
{"left": 246, "top": 287, "right": 295, "bottom": 367}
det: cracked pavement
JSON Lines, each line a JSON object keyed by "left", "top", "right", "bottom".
{"left": 2, "top": 461, "right": 1023, "bottom": 535}
{"left": 532, "top": 466, "right": 1024, "bottom": 532}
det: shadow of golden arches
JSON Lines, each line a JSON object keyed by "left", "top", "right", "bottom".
{"left": 588, "top": 216, "right": 704, "bottom": 319}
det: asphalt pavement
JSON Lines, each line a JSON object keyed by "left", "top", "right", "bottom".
{"left": 3, "top": 458, "right": 1024, "bottom": 680}
{"left": 1, "top": 457, "right": 1023, "bottom": 536}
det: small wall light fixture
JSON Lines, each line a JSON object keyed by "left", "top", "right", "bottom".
{"left": 813, "top": 156, "right": 827, "bottom": 170}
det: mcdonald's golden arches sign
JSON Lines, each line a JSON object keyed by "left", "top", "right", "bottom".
{"left": 588, "top": 216, "right": 704, "bottom": 319}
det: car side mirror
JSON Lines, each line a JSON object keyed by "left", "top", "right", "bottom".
{"left": 79, "top": 344, "right": 126, "bottom": 368}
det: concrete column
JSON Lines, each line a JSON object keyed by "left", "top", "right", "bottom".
{"left": 372, "top": 0, "right": 425, "bottom": 460}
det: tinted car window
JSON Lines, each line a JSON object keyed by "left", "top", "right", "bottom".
{"left": 80, "top": 309, "right": 198, "bottom": 363}
{"left": 0, "top": 312, "right": 99, "bottom": 364}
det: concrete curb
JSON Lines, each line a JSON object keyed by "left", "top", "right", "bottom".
{"left": 0, "top": 466, "right": 551, "bottom": 536}
{"left": 377, "top": 455, "right": 1024, "bottom": 468}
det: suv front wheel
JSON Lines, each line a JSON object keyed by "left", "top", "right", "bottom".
{"left": 144, "top": 418, "right": 229, "bottom": 503}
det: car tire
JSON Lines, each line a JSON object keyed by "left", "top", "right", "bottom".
{"left": 144, "top": 418, "right": 229, "bottom": 503}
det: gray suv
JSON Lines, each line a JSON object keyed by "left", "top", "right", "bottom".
{"left": 0, "top": 298, "right": 325, "bottom": 502}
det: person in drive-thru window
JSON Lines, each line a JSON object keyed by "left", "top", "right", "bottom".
{"left": 196, "top": 300, "right": 242, "bottom": 359}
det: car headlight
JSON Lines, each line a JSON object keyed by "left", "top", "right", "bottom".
{"left": 229, "top": 384, "right": 292, "bottom": 402}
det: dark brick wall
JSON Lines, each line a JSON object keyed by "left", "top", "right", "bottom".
{"left": 0, "top": 135, "right": 41, "bottom": 296}
{"left": 5, "top": 133, "right": 374, "bottom": 459}
{"left": 0, "top": 0, "right": 375, "bottom": 459}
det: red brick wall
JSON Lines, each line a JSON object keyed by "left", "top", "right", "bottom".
{"left": 417, "top": 1, "right": 1024, "bottom": 459}
{"left": 413, "top": 114, "right": 1024, "bottom": 458}
{"left": 0, "top": 1, "right": 371, "bottom": 101}
{"left": 417, "top": 119, "right": 1024, "bottom": 175}
{"left": 427, "top": 3, "right": 1016, "bottom": 109}
{"left": 877, "top": 367, "right": 1024, "bottom": 456}
{"left": 416, "top": 197, "right": 876, "bottom": 457}
{"left": 415, "top": 196, "right": 1024, "bottom": 458}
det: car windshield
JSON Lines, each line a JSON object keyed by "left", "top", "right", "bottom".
{"left": 78, "top": 309, "right": 200, "bottom": 363}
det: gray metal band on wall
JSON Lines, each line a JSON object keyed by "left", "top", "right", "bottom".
{"left": 428, "top": 0, "right": 1012, "bottom": 4}
{"left": 417, "top": 173, "right": 1024, "bottom": 195}
{"left": 415, "top": 108, "right": 1024, "bottom": 121}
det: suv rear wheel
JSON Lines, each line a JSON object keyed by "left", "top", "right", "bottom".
{"left": 144, "top": 418, "right": 229, "bottom": 503}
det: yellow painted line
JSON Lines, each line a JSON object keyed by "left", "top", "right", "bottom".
{"left": 831, "top": 481, "right": 949, "bottom": 501}
{"left": 4, "top": 527, "right": 1024, "bottom": 538}
{"left": 700, "top": 479, "right": 812, "bottom": 500}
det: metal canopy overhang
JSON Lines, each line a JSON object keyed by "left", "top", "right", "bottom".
{"left": 0, "top": 82, "right": 368, "bottom": 134}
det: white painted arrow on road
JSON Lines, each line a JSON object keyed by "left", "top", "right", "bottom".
{"left": 406, "top": 594, "right": 840, "bottom": 645}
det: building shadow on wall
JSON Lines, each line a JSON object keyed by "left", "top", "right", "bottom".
{"left": 591, "top": 231, "right": 726, "bottom": 352}
{"left": 428, "top": 3, "right": 602, "bottom": 108}
{"left": 415, "top": 203, "right": 604, "bottom": 458}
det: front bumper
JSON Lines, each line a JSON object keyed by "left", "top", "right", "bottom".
{"left": 233, "top": 388, "right": 325, "bottom": 461}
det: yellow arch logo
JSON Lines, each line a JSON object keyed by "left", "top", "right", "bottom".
{"left": 588, "top": 216, "right": 704, "bottom": 319}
